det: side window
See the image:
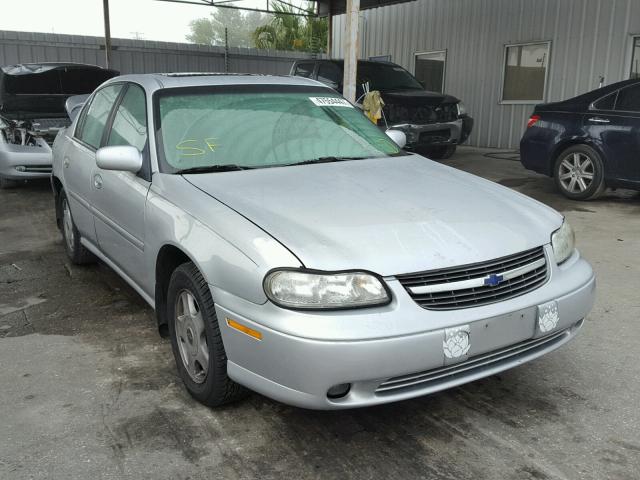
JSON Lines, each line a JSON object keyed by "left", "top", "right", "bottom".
{"left": 107, "top": 85, "right": 148, "bottom": 151}
{"left": 593, "top": 92, "right": 617, "bottom": 111}
{"left": 614, "top": 84, "right": 640, "bottom": 112}
{"left": 317, "top": 63, "right": 342, "bottom": 89}
{"left": 77, "top": 84, "right": 123, "bottom": 149}
{"left": 294, "top": 63, "right": 315, "bottom": 78}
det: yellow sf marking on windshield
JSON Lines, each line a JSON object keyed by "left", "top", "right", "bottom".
{"left": 204, "top": 138, "right": 220, "bottom": 151}
{"left": 176, "top": 138, "right": 221, "bottom": 156}
{"left": 176, "top": 140, "right": 205, "bottom": 156}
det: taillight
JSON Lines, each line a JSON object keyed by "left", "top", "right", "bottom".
{"left": 527, "top": 114, "right": 541, "bottom": 128}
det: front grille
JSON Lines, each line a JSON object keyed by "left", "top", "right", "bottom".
{"left": 397, "top": 247, "right": 548, "bottom": 310}
{"left": 419, "top": 128, "right": 451, "bottom": 143}
{"left": 376, "top": 327, "right": 571, "bottom": 395}
{"left": 384, "top": 102, "right": 458, "bottom": 124}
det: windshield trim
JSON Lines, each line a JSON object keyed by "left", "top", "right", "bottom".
{"left": 153, "top": 84, "right": 395, "bottom": 174}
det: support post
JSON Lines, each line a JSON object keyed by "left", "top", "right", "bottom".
{"left": 326, "top": 0, "right": 332, "bottom": 57}
{"left": 342, "top": 0, "right": 360, "bottom": 102}
{"left": 103, "top": 0, "right": 112, "bottom": 68}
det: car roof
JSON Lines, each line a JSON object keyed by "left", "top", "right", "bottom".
{"left": 294, "top": 59, "right": 399, "bottom": 67}
{"left": 107, "top": 72, "right": 331, "bottom": 92}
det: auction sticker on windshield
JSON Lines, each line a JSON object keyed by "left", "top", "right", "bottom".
{"left": 309, "top": 97, "right": 353, "bottom": 107}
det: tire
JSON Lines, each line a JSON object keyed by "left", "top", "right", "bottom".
{"left": 167, "top": 262, "right": 247, "bottom": 407}
{"left": 553, "top": 145, "right": 606, "bottom": 200}
{"left": 0, "top": 177, "right": 19, "bottom": 189}
{"left": 58, "top": 190, "right": 97, "bottom": 264}
{"left": 419, "top": 145, "right": 457, "bottom": 160}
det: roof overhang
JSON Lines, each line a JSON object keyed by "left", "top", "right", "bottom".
{"left": 317, "top": 0, "right": 416, "bottom": 16}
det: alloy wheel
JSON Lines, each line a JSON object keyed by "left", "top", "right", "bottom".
{"left": 62, "top": 198, "right": 75, "bottom": 253}
{"left": 558, "top": 152, "right": 594, "bottom": 193}
{"left": 175, "top": 290, "right": 209, "bottom": 384}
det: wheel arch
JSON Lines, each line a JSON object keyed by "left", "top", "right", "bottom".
{"left": 52, "top": 176, "right": 64, "bottom": 230}
{"left": 154, "top": 243, "right": 202, "bottom": 337}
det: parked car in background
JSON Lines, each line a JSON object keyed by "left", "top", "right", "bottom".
{"left": 520, "top": 79, "right": 640, "bottom": 200}
{"left": 0, "top": 62, "right": 118, "bottom": 188}
{"left": 52, "top": 73, "right": 593, "bottom": 410}
{"left": 290, "top": 59, "right": 473, "bottom": 159}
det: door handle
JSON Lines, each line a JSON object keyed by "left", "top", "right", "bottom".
{"left": 93, "top": 174, "right": 103, "bottom": 190}
{"left": 588, "top": 117, "right": 610, "bottom": 124}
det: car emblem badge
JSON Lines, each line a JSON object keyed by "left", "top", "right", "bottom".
{"left": 538, "top": 301, "right": 560, "bottom": 333}
{"left": 443, "top": 325, "right": 471, "bottom": 359}
{"left": 483, "top": 273, "right": 504, "bottom": 287}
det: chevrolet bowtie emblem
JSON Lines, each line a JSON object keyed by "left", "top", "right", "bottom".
{"left": 483, "top": 273, "right": 504, "bottom": 287}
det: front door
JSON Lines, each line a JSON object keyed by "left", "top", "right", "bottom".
{"left": 92, "top": 83, "right": 150, "bottom": 285}
{"left": 64, "top": 84, "right": 124, "bottom": 243}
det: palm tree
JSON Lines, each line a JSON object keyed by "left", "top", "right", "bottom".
{"left": 253, "top": 1, "right": 327, "bottom": 53}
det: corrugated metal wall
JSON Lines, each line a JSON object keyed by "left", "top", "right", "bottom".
{"left": 0, "top": 30, "right": 317, "bottom": 77}
{"left": 332, "top": 0, "right": 640, "bottom": 149}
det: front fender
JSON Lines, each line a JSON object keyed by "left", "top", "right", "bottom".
{"left": 144, "top": 174, "right": 302, "bottom": 306}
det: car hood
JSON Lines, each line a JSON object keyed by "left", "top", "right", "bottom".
{"left": 185, "top": 156, "right": 562, "bottom": 276}
{"left": 0, "top": 65, "right": 118, "bottom": 119}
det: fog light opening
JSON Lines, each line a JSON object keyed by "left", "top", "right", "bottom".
{"left": 327, "top": 383, "right": 351, "bottom": 399}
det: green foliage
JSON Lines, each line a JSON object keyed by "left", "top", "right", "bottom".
{"left": 186, "top": 8, "right": 268, "bottom": 48}
{"left": 252, "top": 1, "right": 327, "bottom": 53}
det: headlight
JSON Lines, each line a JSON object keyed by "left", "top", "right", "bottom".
{"left": 264, "top": 269, "right": 390, "bottom": 310}
{"left": 456, "top": 101, "right": 467, "bottom": 116}
{"left": 551, "top": 220, "right": 575, "bottom": 264}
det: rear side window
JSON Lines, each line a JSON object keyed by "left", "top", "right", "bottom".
{"left": 77, "top": 84, "right": 123, "bottom": 149}
{"left": 593, "top": 92, "right": 617, "bottom": 111}
{"left": 294, "top": 63, "right": 315, "bottom": 78}
{"left": 107, "top": 84, "right": 148, "bottom": 151}
{"left": 615, "top": 84, "right": 640, "bottom": 112}
{"left": 317, "top": 63, "right": 342, "bottom": 88}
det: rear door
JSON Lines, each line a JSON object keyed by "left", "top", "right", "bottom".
{"left": 65, "top": 83, "right": 124, "bottom": 242}
{"left": 610, "top": 84, "right": 640, "bottom": 181}
{"left": 92, "top": 83, "right": 150, "bottom": 284}
{"left": 585, "top": 85, "right": 640, "bottom": 181}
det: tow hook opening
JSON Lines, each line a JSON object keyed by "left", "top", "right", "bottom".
{"left": 327, "top": 383, "right": 351, "bottom": 399}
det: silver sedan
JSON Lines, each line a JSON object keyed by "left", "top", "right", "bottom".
{"left": 51, "top": 74, "right": 595, "bottom": 409}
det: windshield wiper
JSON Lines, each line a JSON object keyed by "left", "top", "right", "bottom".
{"left": 294, "top": 156, "right": 369, "bottom": 166}
{"left": 175, "top": 164, "right": 252, "bottom": 174}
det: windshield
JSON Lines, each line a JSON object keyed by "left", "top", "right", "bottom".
{"left": 155, "top": 86, "right": 401, "bottom": 172}
{"left": 357, "top": 63, "right": 423, "bottom": 91}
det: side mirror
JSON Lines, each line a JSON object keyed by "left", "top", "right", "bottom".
{"left": 386, "top": 129, "right": 407, "bottom": 149}
{"left": 96, "top": 145, "right": 143, "bottom": 173}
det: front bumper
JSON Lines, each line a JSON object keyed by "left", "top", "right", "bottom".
{"left": 0, "top": 141, "right": 53, "bottom": 180}
{"left": 214, "top": 247, "right": 595, "bottom": 409}
{"left": 390, "top": 115, "right": 474, "bottom": 150}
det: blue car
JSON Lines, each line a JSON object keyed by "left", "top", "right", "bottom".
{"left": 520, "top": 79, "right": 640, "bottom": 200}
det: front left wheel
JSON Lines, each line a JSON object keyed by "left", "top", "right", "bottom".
{"left": 167, "top": 262, "right": 247, "bottom": 407}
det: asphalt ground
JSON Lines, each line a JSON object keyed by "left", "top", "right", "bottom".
{"left": 1, "top": 147, "right": 639, "bottom": 480}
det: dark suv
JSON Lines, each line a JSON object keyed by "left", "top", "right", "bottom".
{"left": 290, "top": 59, "right": 473, "bottom": 159}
